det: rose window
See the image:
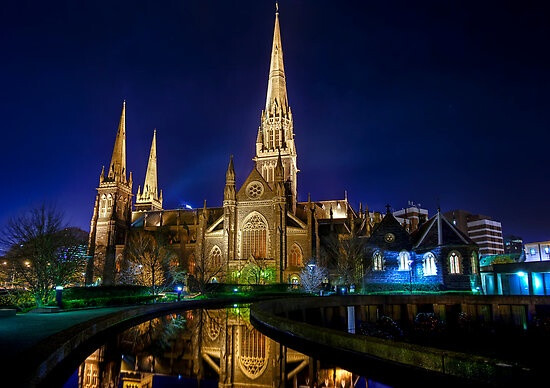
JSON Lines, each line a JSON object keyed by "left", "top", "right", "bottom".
{"left": 246, "top": 182, "right": 264, "bottom": 199}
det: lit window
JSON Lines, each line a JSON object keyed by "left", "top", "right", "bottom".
{"left": 100, "top": 194, "right": 107, "bottom": 217}
{"left": 448, "top": 251, "right": 462, "bottom": 274}
{"left": 423, "top": 252, "right": 437, "bottom": 276}
{"left": 545, "top": 247, "right": 549, "bottom": 255}
{"left": 268, "top": 129, "right": 274, "bottom": 149}
{"left": 188, "top": 254, "right": 195, "bottom": 275}
{"left": 530, "top": 248, "right": 536, "bottom": 255}
{"left": 288, "top": 243, "right": 303, "bottom": 267}
{"left": 239, "top": 327, "right": 267, "bottom": 378}
{"left": 471, "top": 252, "right": 478, "bottom": 274}
{"left": 373, "top": 251, "right": 384, "bottom": 271}
{"left": 398, "top": 251, "right": 410, "bottom": 271}
{"left": 241, "top": 214, "right": 268, "bottom": 259}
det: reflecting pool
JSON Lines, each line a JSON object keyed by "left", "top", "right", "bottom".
{"left": 63, "top": 306, "right": 389, "bottom": 387}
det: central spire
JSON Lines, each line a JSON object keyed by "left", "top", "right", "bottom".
{"left": 254, "top": 5, "right": 298, "bottom": 213}
{"left": 265, "top": 6, "right": 289, "bottom": 115}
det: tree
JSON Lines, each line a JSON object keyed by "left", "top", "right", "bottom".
{"left": 299, "top": 258, "right": 328, "bottom": 293}
{"left": 0, "top": 205, "right": 87, "bottom": 306}
{"left": 322, "top": 233, "right": 366, "bottom": 288}
{"left": 240, "top": 255, "right": 275, "bottom": 285}
{"left": 190, "top": 249, "right": 225, "bottom": 294}
{"left": 124, "top": 229, "right": 175, "bottom": 295}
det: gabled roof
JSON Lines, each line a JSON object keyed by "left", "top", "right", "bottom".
{"left": 412, "top": 211, "right": 475, "bottom": 249}
{"left": 367, "top": 210, "right": 411, "bottom": 250}
{"left": 236, "top": 167, "right": 274, "bottom": 201}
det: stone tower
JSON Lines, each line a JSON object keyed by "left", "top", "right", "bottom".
{"left": 86, "top": 101, "right": 133, "bottom": 285}
{"left": 254, "top": 8, "right": 298, "bottom": 213}
{"left": 135, "top": 129, "right": 163, "bottom": 212}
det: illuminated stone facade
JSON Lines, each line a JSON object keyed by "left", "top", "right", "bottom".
{"left": 86, "top": 9, "right": 352, "bottom": 286}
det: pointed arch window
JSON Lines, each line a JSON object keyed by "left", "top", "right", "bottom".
{"left": 239, "top": 327, "right": 268, "bottom": 379}
{"left": 106, "top": 194, "right": 113, "bottom": 215}
{"left": 100, "top": 194, "right": 107, "bottom": 217}
{"left": 288, "top": 243, "right": 303, "bottom": 267}
{"left": 275, "top": 129, "right": 280, "bottom": 148}
{"left": 209, "top": 246, "right": 222, "bottom": 270}
{"left": 449, "top": 251, "right": 462, "bottom": 274}
{"left": 398, "top": 251, "right": 410, "bottom": 271}
{"left": 241, "top": 214, "right": 267, "bottom": 259}
{"left": 373, "top": 250, "right": 384, "bottom": 271}
{"left": 423, "top": 252, "right": 437, "bottom": 276}
{"left": 471, "top": 252, "right": 478, "bottom": 274}
{"left": 268, "top": 129, "right": 274, "bottom": 149}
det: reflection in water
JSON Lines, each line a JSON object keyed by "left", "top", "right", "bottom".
{"left": 67, "top": 307, "right": 385, "bottom": 388}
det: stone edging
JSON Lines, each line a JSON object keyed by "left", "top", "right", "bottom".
{"left": 250, "top": 296, "right": 534, "bottom": 386}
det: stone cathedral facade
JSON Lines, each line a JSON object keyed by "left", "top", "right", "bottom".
{"left": 86, "top": 9, "right": 479, "bottom": 291}
{"left": 86, "top": 10, "right": 341, "bottom": 286}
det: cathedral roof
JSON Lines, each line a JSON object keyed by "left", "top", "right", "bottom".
{"left": 412, "top": 210, "right": 475, "bottom": 250}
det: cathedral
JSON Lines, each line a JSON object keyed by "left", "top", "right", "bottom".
{"left": 86, "top": 8, "right": 480, "bottom": 292}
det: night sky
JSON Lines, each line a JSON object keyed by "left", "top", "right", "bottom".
{"left": 1, "top": 1, "right": 549, "bottom": 242}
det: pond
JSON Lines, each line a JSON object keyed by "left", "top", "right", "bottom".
{"left": 62, "top": 306, "right": 390, "bottom": 388}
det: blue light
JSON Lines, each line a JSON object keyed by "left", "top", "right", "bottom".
{"left": 176, "top": 286, "right": 183, "bottom": 292}
{"left": 233, "top": 288, "right": 239, "bottom": 292}
{"left": 185, "top": 204, "right": 192, "bottom": 209}
{"left": 517, "top": 271, "right": 526, "bottom": 277}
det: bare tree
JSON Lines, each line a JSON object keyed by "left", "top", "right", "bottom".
{"left": 124, "top": 229, "right": 175, "bottom": 295}
{"left": 322, "top": 233, "right": 366, "bottom": 288}
{"left": 190, "top": 250, "right": 225, "bottom": 294}
{"left": 299, "top": 258, "right": 328, "bottom": 293}
{"left": 0, "top": 205, "right": 87, "bottom": 306}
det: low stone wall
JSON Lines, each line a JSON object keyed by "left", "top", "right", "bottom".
{"left": 251, "top": 295, "right": 544, "bottom": 385}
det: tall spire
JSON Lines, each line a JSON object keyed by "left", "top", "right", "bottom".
{"left": 135, "top": 129, "right": 163, "bottom": 211}
{"left": 144, "top": 129, "right": 159, "bottom": 200}
{"left": 254, "top": 4, "right": 298, "bottom": 213}
{"left": 265, "top": 6, "right": 289, "bottom": 115}
{"left": 108, "top": 100, "right": 127, "bottom": 182}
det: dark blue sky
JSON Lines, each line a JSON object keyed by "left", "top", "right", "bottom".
{"left": 1, "top": 1, "right": 549, "bottom": 242}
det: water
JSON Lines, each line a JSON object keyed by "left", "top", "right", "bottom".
{"left": 63, "top": 306, "right": 388, "bottom": 388}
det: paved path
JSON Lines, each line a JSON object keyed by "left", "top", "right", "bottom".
{"left": 0, "top": 307, "right": 134, "bottom": 361}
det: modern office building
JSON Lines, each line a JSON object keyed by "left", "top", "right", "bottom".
{"left": 444, "top": 210, "right": 504, "bottom": 256}
{"left": 393, "top": 202, "right": 429, "bottom": 233}
{"left": 524, "top": 240, "right": 550, "bottom": 262}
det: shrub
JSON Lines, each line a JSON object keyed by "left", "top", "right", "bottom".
{"left": 359, "top": 316, "right": 403, "bottom": 340}
{"left": 63, "top": 285, "right": 150, "bottom": 300}
{"left": 413, "top": 312, "right": 445, "bottom": 339}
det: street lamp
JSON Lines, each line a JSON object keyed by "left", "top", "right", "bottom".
{"left": 55, "top": 285, "right": 63, "bottom": 308}
{"left": 408, "top": 259, "right": 414, "bottom": 294}
{"left": 176, "top": 285, "right": 183, "bottom": 301}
